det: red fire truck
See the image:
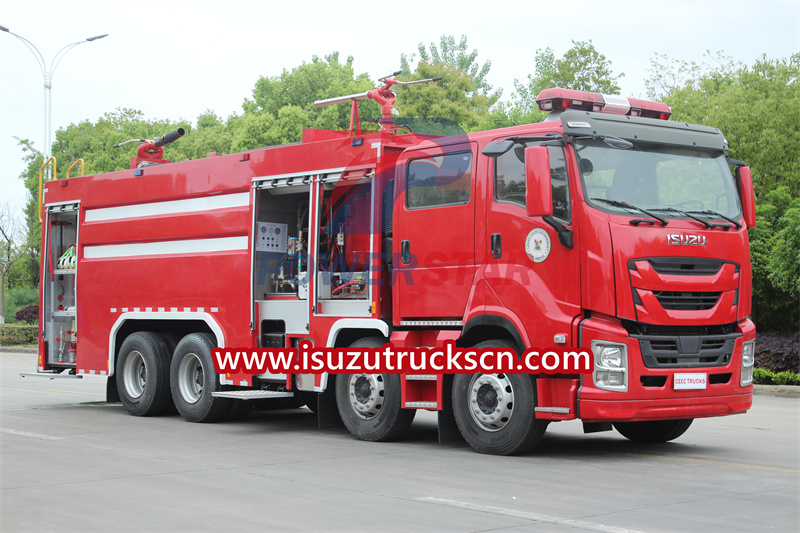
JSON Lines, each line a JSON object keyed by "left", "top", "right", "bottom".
{"left": 30, "top": 75, "right": 757, "bottom": 455}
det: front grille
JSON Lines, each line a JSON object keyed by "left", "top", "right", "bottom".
{"left": 653, "top": 291, "right": 721, "bottom": 310}
{"left": 647, "top": 257, "right": 727, "bottom": 276}
{"left": 635, "top": 332, "right": 739, "bottom": 368}
{"left": 625, "top": 321, "right": 740, "bottom": 369}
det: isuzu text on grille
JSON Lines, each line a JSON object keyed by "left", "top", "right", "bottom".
{"left": 667, "top": 234, "right": 707, "bottom": 246}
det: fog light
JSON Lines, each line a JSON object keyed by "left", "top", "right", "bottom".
{"left": 591, "top": 341, "right": 628, "bottom": 392}
{"left": 741, "top": 340, "right": 755, "bottom": 387}
{"left": 595, "top": 371, "right": 625, "bottom": 388}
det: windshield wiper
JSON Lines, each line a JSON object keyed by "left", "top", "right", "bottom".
{"left": 571, "top": 135, "right": 634, "bottom": 150}
{"left": 686, "top": 210, "right": 742, "bottom": 230}
{"left": 591, "top": 198, "right": 669, "bottom": 226}
{"left": 650, "top": 208, "right": 712, "bottom": 229}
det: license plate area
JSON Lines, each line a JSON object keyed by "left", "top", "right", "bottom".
{"left": 674, "top": 373, "right": 708, "bottom": 390}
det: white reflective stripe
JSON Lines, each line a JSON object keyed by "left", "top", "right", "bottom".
{"left": 85, "top": 192, "right": 249, "bottom": 222}
{"left": 601, "top": 94, "right": 631, "bottom": 115}
{"left": 84, "top": 236, "right": 248, "bottom": 259}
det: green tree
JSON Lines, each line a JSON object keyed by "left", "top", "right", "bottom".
{"left": 0, "top": 204, "right": 28, "bottom": 324}
{"left": 401, "top": 34, "right": 497, "bottom": 98}
{"left": 503, "top": 40, "right": 624, "bottom": 127}
{"left": 395, "top": 62, "right": 497, "bottom": 133}
{"left": 239, "top": 52, "right": 378, "bottom": 150}
{"left": 749, "top": 187, "right": 800, "bottom": 331}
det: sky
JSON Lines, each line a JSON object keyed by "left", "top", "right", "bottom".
{"left": 1, "top": 0, "right": 799, "bottom": 219}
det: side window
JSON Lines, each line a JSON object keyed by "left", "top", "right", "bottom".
{"left": 494, "top": 145, "right": 571, "bottom": 224}
{"left": 550, "top": 148, "right": 570, "bottom": 223}
{"left": 406, "top": 151, "right": 472, "bottom": 209}
{"left": 495, "top": 146, "right": 526, "bottom": 206}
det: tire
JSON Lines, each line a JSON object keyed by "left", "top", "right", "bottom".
{"left": 452, "top": 339, "right": 548, "bottom": 455}
{"left": 116, "top": 331, "right": 172, "bottom": 416}
{"left": 613, "top": 419, "right": 694, "bottom": 443}
{"left": 335, "top": 337, "right": 415, "bottom": 442}
{"left": 170, "top": 332, "right": 229, "bottom": 423}
{"left": 157, "top": 331, "right": 181, "bottom": 415}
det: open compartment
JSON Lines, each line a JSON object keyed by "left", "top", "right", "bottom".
{"left": 42, "top": 204, "right": 80, "bottom": 368}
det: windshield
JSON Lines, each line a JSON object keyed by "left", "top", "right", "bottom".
{"left": 574, "top": 139, "right": 742, "bottom": 220}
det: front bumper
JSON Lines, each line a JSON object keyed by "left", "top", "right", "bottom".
{"left": 578, "top": 314, "right": 755, "bottom": 422}
{"left": 580, "top": 392, "right": 752, "bottom": 422}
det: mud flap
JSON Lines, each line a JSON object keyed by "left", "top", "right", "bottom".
{"left": 106, "top": 376, "right": 120, "bottom": 403}
{"left": 437, "top": 374, "right": 462, "bottom": 444}
{"left": 316, "top": 375, "right": 344, "bottom": 428}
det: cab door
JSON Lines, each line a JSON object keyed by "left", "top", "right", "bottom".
{"left": 393, "top": 142, "right": 477, "bottom": 322}
{"left": 486, "top": 143, "right": 581, "bottom": 345}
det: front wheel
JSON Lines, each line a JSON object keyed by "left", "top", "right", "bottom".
{"left": 613, "top": 419, "right": 694, "bottom": 442}
{"left": 335, "top": 337, "right": 415, "bottom": 442}
{"left": 170, "top": 333, "right": 229, "bottom": 423}
{"left": 452, "top": 339, "right": 548, "bottom": 455}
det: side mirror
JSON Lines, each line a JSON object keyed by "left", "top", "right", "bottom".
{"left": 525, "top": 146, "right": 552, "bottom": 217}
{"left": 738, "top": 166, "right": 756, "bottom": 228}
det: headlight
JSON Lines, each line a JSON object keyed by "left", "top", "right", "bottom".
{"left": 592, "top": 341, "right": 628, "bottom": 392}
{"left": 741, "top": 340, "right": 755, "bottom": 387}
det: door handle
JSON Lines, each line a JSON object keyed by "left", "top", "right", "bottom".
{"left": 491, "top": 233, "right": 502, "bottom": 259}
{"left": 401, "top": 240, "right": 411, "bottom": 265}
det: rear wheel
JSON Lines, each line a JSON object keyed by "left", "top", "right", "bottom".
{"left": 116, "top": 331, "right": 172, "bottom": 416}
{"left": 170, "top": 333, "right": 229, "bottom": 423}
{"left": 613, "top": 419, "right": 694, "bottom": 442}
{"left": 452, "top": 339, "right": 548, "bottom": 455}
{"left": 336, "top": 337, "right": 415, "bottom": 442}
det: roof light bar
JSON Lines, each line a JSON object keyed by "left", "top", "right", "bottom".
{"left": 535, "top": 88, "right": 672, "bottom": 120}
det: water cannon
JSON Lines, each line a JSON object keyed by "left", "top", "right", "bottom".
{"left": 154, "top": 128, "right": 185, "bottom": 148}
{"left": 114, "top": 128, "right": 186, "bottom": 169}
{"left": 314, "top": 70, "right": 443, "bottom": 135}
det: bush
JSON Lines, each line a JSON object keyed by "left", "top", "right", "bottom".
{"left": 0, "top": 323, "right": 38, "bottom": 346}
{"left": 753, "top": 368, "right": 800, "bottom": 386}
{"left": 3, "top": 286, "right": 39, "bottom": 324}
{"left": 755, "top": 331, "right": 800, "bottom": 373}
{"left": 15, "top": 305, "right": 39, "bottom": 324}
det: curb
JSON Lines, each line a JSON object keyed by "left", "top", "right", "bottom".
{"left": 753, "top": 384, "right": 800, "bottom": 398}
{"left": 0, "top": 346, "right": 37, "bottom": 354}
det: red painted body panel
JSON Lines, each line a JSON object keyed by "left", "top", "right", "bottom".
{"left": 607, "top": 217, "right": 752, "bottom": 324}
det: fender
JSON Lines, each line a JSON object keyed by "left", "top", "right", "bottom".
{"left": 461, "top": 312, "right": 529, "bottom": 351}
{"left": 294, "top": 318, "right": 391, "bottom": 393}
{"left": 108, "top": 311, "right": 226, "bottom": 377}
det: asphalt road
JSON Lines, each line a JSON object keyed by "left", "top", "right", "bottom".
{"left": 1, "top": 350, "right": 798, "bottom": 532}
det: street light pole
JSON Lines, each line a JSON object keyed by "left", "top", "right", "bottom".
{"left": 0, "top": 25, "right": 107, "bottom": 164}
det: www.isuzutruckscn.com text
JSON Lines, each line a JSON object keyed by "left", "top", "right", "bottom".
{"left": 212, "top": 340, "right": 593, "bottom": 375}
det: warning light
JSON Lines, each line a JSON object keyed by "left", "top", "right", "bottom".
{"left": 535, "top": 88, "right": 671, "bottom": 120}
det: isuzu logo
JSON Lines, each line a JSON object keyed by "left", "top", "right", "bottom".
{"left": 667, "top": 234, "right": 707, "bottom": 246}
